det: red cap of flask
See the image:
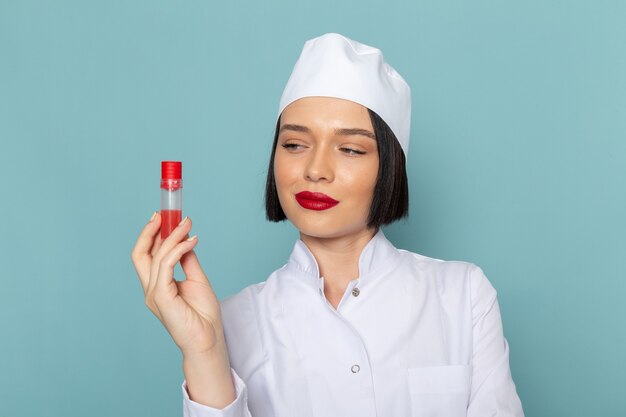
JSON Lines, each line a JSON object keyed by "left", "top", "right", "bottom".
{"left": 161, "top": 161, "right": 182, "bottom": 180}
{"left": 161, "top": 161, "right": 182, "bottom": 190}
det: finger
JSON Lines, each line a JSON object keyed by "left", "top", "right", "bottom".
{"left": 131, "top": 211, "right": 161, "bottom": 292}
{"left": 154, "top": 235, "right": 199, "bottom": 297}
{"left": 180, "top": 249, "right": 212, "bottom": 285}
{"left": 148, "top": 216, "right": 193, "bottom": 294}
{"left": 155, "top": 216, "right": 193, "bottom": 260}
{"left": 151, "top": 232, "right": 164, "bottom": 257}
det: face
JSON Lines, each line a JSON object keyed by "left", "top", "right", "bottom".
{"left": 274, "top": 96, "right": 379, "bottom": 240}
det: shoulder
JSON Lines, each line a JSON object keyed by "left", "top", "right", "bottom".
{"left": 219, "top": 264, "right": 288, "bottom": 335}
{"left": 396, "top": 248, "right": 497, "bottom": 305}
{"left": 220, "top": 271, "right": 277, "bottom": 330}
{"left": 221, "top": 280, "right": 268, "bottom": 314}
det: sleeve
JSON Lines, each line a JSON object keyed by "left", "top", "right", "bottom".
{"left": 182, "top": 368, "right": 252, "bottom": 417}
{"left": 467, "top": 265, "right": 525, "bottom": 417}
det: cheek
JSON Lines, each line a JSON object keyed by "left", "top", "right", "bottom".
{"left": 273, "top": 153, "right": 285, "bottom": 185}
{"left": 340, "top": 163, "right": 378, "bottom": 203}
{"left": 273, "top": 153, "right": 294, "bottom": 195}
{"left": 364, "top": 157, "right": 379, "bottom": 196}
{"left": 360, "top": 174, "right": 378, "bottom": 211}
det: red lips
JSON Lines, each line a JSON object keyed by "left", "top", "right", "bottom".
{"left": 295, "top": 191, "right": 339, "bottom": 211}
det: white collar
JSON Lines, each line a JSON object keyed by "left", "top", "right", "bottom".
{"left": 286, "top": 229, "right": 401, "bottom": 290}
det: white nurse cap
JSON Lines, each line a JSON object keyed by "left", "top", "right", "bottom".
{"left": 278, "top": 33, "right": 412, "bottom": 155}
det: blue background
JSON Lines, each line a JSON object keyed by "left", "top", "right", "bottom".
{"left": 1, "top": 1, "right": 624, "bottom": 416}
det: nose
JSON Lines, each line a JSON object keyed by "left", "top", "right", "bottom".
{"left": 305, "top": 146, "right": 334, "bottom": 183}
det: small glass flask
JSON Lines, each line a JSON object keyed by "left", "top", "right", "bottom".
{"left": 160, "top": 161, "right": 182, "bottom": 240}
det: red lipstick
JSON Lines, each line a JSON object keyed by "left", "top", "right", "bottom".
{"left": 295, "top": 191, "right": 339, "bottom": 211}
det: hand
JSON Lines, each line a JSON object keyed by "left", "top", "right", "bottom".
{"left": 130, "top": 212, "right": 226, "bottom": 357}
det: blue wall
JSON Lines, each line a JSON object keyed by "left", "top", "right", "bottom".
{"left": 1, "top": 1, "right": 624, "bottom": 415}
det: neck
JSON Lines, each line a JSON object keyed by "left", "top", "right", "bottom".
{"left": 300, "top": 228, "right": 377, "bottom": 308}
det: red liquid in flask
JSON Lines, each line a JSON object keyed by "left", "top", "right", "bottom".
{"left": 160, "top": 209, "right": 182, "bottom": 240}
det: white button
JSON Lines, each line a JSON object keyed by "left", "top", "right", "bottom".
{"left": 351, "top": 287, "right": 360, "bottom": 297}
{"left": 351, "top": 364, "right": 360, "bottom": 373}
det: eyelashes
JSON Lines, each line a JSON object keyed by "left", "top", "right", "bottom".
{"left": 340, "top": 147, "right": 366, "bottom": 155}
{"left": 281, "top": 143, "right": 366, "bottom": 155}
{"left": 281, "top": 143, "right": 304, "bottom": 150}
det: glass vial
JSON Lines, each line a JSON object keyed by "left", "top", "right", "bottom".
{"left": 160, "top": 161, "right": 183, "bottom": 240}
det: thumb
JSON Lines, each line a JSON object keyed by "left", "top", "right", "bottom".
{"left": 180, "top": 248, "right": 211, "bottom": 285}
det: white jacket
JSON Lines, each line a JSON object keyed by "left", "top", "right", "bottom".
{"left": 182, "top": 230, "right": 524, "bottom": 417}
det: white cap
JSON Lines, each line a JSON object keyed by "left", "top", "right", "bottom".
{"left": 278, "top": 33, "right": 411, "bottom": 155}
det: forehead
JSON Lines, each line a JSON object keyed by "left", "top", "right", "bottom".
{"left": 280, "top": 97, "right": 373, "bottom": 130}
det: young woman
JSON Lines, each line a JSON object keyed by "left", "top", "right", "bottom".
{"left": 131, "top": 33, "right": 524, "bottom": 417}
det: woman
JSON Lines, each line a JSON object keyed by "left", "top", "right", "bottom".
{"left": 131, "top": 33, "right": 524, "bottom": 417}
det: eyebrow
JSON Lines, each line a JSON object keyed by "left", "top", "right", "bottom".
{"left": 279, "top": 124, "right": 376, "bottom": 140}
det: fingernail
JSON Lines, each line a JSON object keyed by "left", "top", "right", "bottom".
{"left": 187, "top": 235, "right": 197, "bottom": 241}
{"left": 178, "top": 216, "right": 188, "bottom": 227}
{"left": 149, "top": 211, "right": 157, "bottom": 222}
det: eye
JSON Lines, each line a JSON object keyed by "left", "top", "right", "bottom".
{"left": 281, "top": 142, "right": 305, "bottom": 151}
{"left": 340, "top": 147, "right": 366, "bottom": 156}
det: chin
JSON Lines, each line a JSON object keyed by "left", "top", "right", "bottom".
{"left": 282, "top": 202, "right": 371, "bottom": 238}
{"left": 288, "top": 217, "right": 369, "bottom": 240}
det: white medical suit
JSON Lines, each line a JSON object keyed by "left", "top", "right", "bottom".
{"left": 182, "top": 230, "right": 524, "bottom": 417}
